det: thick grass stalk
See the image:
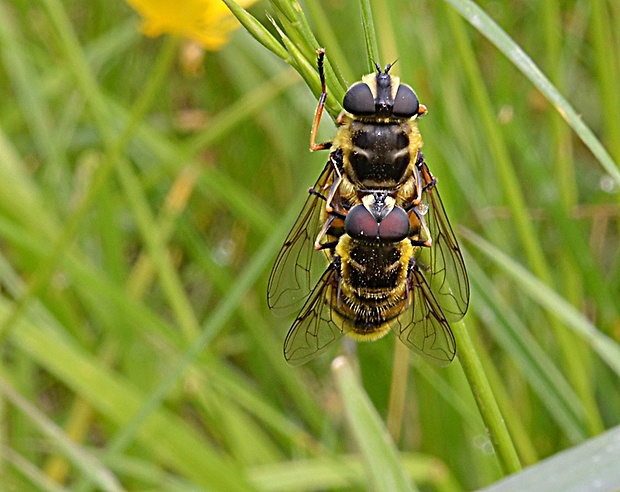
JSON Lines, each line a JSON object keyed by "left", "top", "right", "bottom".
{"left": 223, "top": 0, "right": 345, "bottom": 115}
{"left": 303, "top": 0, "right": 355, "bottom": 84}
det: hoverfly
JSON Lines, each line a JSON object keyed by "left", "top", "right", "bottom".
{"left": 277, "top": 192, "right": 456, "bottom": 366}
{"left": 310, "top": 48, "right": 426, "bottom": 211}
{"left": 267, "top": 49, "right": 468, "bottom": 364}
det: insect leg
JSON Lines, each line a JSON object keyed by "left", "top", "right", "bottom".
{"left": 310, "top": 49, "right": 333, "bottom": 152}
{"left": 410, "top": 207, "right": 432, "bottom": 248}
{"left": 416, "top": 152, "right": 437, "bottom": 191}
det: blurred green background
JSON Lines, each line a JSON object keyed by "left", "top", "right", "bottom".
{"left": 0, "top": 0, "right": 619, "bottom": 490}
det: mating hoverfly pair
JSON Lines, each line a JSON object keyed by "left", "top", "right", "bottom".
{"left": 268, "top": 49, "right": 469, "bottom": 366}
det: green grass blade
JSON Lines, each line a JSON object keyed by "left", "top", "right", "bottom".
{"left": 222, "top": 0, "right": 288, "bottom": 60}
{"left": 102, "top": 198, "right": 306, "bottom": 456}
{"left": 444, "top": 0, "right": 620, "bottom": 185}
{"left": 5, "top": 301, "right": 260, "bottom": 492}
{"left": 0, "top": 378, "right": 123, "bottom": 492}
{"left": 462, "top": 228, "right": 620, "bottom": 378}
{"left": 359, "top": 0, "right": 380, "bottom": 70}
{"left": 1, "top": 448, "right": 72, "bottom": 492}
{"left": 248, "top": 453, "right": 460, "bottom": 492}
{"left": 332, "top": 356, "right": 418, "bottom": 492}
{"left": 467, "top": 258, "right": 587, "bottom": 443}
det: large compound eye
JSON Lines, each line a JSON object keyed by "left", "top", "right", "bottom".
{"left": 343, "top": 83, "right": 375, "bottom": 115}
{"left": 377, "top": 206, "right": 409, "bottom": 242}
{"left": 345, "top": 204, "right": 410, "bottom": 242}
{"left": 392, "top": 84, "right": 419, "bottom": 117}
{"left": 345, "top": 204, "right": 378, "bottom": 239}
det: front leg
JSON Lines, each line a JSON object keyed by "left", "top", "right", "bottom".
{"left": 309, "top": 48, "right": 333, "bottom": 152}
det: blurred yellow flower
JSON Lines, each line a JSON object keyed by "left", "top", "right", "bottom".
{"left": 125, "top": 0, "right": 256, "bottom": 50}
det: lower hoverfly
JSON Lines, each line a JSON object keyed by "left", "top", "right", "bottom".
{"left": 272, "top": 191, "right": 455, "bottom": 366}
{"left": 267, "top": 130, "right": 468, "bottom": 338}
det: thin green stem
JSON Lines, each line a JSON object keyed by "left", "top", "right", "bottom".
{"left": 590, "top": 0, "right": 620, "bottom": 167}
{"left": 371, "top": 0, "right": 399, "bottom": 63}
{"left": 222, "top": 0, "right": 288, "bottom": 60}
{"left": 359, "top": 0, "right": 380, "bottom": 70}
{"left": 467, "top": 324, "right": 539, "bottom": 465}
{"left": 452, "top": 320, "right": 522, "bottom": 475}
{"left": 304, "top": 0, "right": 354, "bottom": 84}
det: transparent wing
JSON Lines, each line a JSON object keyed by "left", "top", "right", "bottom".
{"left": 416, "top": 159, "right": 470, "bottom": 321}
{"left": 267, "top": 163, "right": 336, "bottom": 316}
{"left": 392, "top": 263, "right": 456, "bottom": 366}
{"left": 283, "top": 266, "right": 344, "bottom": 365}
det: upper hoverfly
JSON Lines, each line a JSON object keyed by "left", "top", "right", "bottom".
{"left": 309, "top": 49, "right": 425, "bottom": 211}
{"left": 279, "top": 192, "right": 456, "bottom": 366}
{"left": 267, "top": 49, "right": 469, "bottom": 364}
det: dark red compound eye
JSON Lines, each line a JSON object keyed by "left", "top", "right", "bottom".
{"left": 344, "top": 204, "right": 379, "bottom": 239}
{"left": 345, "top": 204, "right": 410, "bottom": 242}
{"left": 377, "top": 205, "right": 409, "bottom": 241}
